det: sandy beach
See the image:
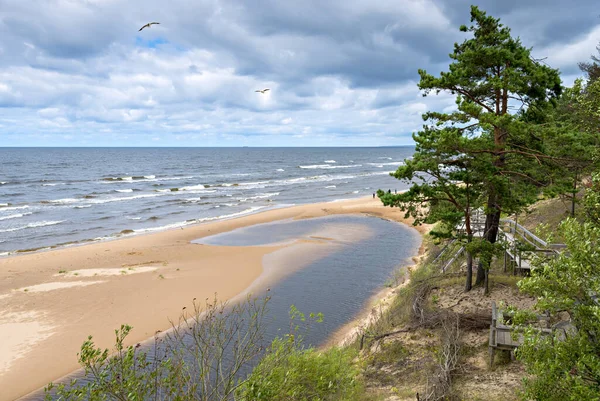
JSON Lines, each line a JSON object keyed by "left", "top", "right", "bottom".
{"left": 0, "top": 196, "right": 422, "bottom": 400}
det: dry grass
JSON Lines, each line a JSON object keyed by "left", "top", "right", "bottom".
{"left": 357, "top": 230, "right": 538, "bottom": 401}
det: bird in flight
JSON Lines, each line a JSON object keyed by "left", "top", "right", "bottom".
{"left": 255, "top": 88, "right": 270, "bottom": 94}
{"left": 139, "top": 22, "right": 160, "bottom": 31}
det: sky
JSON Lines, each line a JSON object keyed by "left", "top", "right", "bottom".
{"left": 0, "top": 0, "right": 598, "bottom": 147}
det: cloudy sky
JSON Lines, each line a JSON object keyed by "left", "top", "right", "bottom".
{"left": 0, "top": 0, "right": 598, "bottom": 147}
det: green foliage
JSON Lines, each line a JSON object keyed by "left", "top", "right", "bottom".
{"left": 45, "top": 325, "right": 175, "bottom": 400}
{"left": 515, "top": 219, "right": 600, "bottom": 400}
{"left": 45, "top": 298, "right": 363, "bottom": 401}
{"left": 585, "top": 172, "right": 600, "bottom": 227}
{"left": 238, "top": 337, "right": 363, "bottom": 401}
{"left": 45, "top": 295, "right": 271, "bottom": 401}
{"left": 380, "top": 6, "right": 566, "bottom": 293}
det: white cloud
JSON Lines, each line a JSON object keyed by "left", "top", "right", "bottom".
{"left": 0, "top": 0, "right": 598, "bottom": 146}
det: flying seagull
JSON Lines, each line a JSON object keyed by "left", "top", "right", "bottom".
{"left": 139, "top": 22, "right": 160, "bottom": 31}
{"left": 255, "top": 88, "right": 270, "bottom": 94}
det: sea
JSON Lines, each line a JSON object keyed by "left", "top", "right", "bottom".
{"left": 0, "top": 147, "right": 414, "bottom": 255}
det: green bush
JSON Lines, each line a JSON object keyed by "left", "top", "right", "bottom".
{"left": 238, "top": 336, "right": 364, "bottom": 401}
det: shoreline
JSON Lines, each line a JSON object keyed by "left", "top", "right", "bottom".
{"left": 1, "top": 195, "right": 421, "bottom": 401}
{"left": 323, "top": 238, "right": 430, "bottom": 349}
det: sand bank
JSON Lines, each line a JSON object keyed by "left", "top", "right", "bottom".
{"left": 0, "top": 196, "right": 420, "bottom": 400}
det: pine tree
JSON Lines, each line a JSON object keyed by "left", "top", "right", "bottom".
{"left": 382, "top": 6, "right": 563, "bottom": 294}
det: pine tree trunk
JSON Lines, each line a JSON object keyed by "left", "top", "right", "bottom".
{"left": 475, "top": 259, "right": 485, "bottom": 285}
{"left": 484, "top": 267, "right": 489, "bottom": 296}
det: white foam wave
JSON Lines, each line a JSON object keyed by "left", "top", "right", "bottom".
{"left": 180, "top": 184, "right": 206, "bottom": 191}
{"left": 0, "top": 251, "right": 11, "bottom": 257}
{"left": 101, "top": 175, "right": 192, "bottom": 184}
{"left": 87, "top": 193, "right": 163, "bottom": 204}
{"left": 156, "top": 176, "right": 194, "bottom": 181}
{"left": 0, "top": 203, "right": 7, "bottom": 207}
{"left": 378, "top": 157, "right": 393, "bottom": 160}
{"left": 299, "top": 164, "right": 361, "bottom": 169}
{"left": 325, "top": 185, "right": 336, "bottom": 189}
{"left": 237, "top": 192, "right": 280, "bottom": 202}
{"left": 127, "top": 217, "right": 142, "bottom": 220}
{"left": 74, "top": 205, "right": 92, "bottom": 209}
{"left": 239, "top": 181, "right": 270, "bottom": 186}
{"left": 276, "top": 168, "right": 285, "bottom": 172}
{"left": 363, "top": 171, "right": 394, "bottom": 176}
{"left": 0, "top": 182, "right": 7, "bottom": 185}
{"left": 46, "top": 198, "right": 79, "bottom": 205}
{"left": 368, "top": 161, "right": 404, "bottom": 166}
{"left": 115, "top": 189, "right": 134, "bottom": 193}
{"left": 324, "top": 160, "right": 336, "bottom": 163}
{"left": 0, "top": 220, "right": 64, "bottom": 233}
{"left": 0, "top": 212, "right": 32, "bottom": 221}
{"left": 184, "top": 189, "right": 216, "bottom": 195}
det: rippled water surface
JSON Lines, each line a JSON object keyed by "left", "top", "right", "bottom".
{"left": 1, "top": 147, "right": 414, "bottom": 255}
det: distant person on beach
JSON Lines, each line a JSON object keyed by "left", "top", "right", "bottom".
{"left": 373, "top": 193, "right": 375, "bottom": 199}
{"left": 395, "top": 189, "right": 397, "bottom": 194}
{"left": 387, "top": 189, "right": 391, "bottom": 194}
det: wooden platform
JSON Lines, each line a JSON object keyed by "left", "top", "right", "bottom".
{"left": 488, "top": 301, "right": 552, "bottom": 367}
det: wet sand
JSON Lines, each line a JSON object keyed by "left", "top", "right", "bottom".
{"left": 0, "top": 196, "right": 422, "bottom": 400}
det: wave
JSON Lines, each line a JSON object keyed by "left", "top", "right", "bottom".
{"left": 0, "top": 203, "right": 7, "bottom": 207}
{"left": 325, "top": 185, "right": 336, "bottom": 189}
{"left": 115, "top": 189, "right": 134, "bottom": 193}
{"left": 42, "top": 183, "right": 64, "bottom": 187}
{"left": 324, "top": 160, "right": 336, "bottom": 163}
{"left": 237, "top": 192, "right": 280, "bottom": 202}
{"left": 378, "top": 157, "right": 393, "bottom": 160}
{"left": 0, "top": 212, "right": 32, "bottom": 221}
{"left": 101, "top": 175, "right": 192, "bottom": 184}
{"left": 363, "top": 171, "right": 394, "bottom": 176}
{"left": 41, "top": 198, "right": 79, "bottom": 205}
{"left": 102, "top": 176, "right": 133, "bottom": 182}
{"left": 0, "top": 182, "right": 8, "bottom": 185}
{"left": 276, "top": 168, "right": 285, "bottom": 172}
{"left": 87, "top": 193, "right": 163, "bottom": 204}
{"left": 180, "top": 184, "right": 206, "bottom": 191}
{"left": 0, "top": 220, "right": 64, "bottom": 233}
{"left": 74, "top": 205, "right": 92, "bottom": 209}
{"left": 155, "top": 176, "right": 194, "bottom": 181}
{"left": 127, "top": 217, "right": 142, "bottom": 220}
{"left": 298, "top": 164, "right": 361, "bottom": 169}
{"left": 0, "top": 205, "right": 29, "bottom": 211}
{"left": 367, "top": 161, "right": 404, "bottom": 166}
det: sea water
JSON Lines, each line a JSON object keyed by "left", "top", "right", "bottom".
{"left": 0, "top": 147, "right": 414, "bottom": 255}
